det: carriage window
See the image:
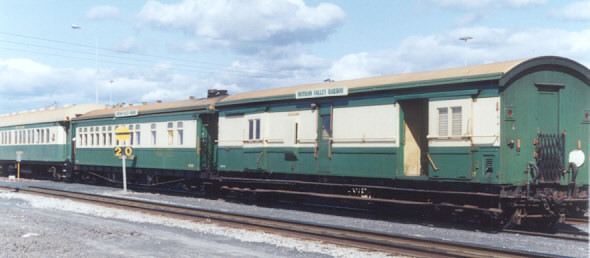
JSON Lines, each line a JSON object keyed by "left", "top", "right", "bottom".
{"left": 151, "top": 123, "right": 157, "bottom": 145}
{"left": 451, "top": 107, "right": 462, "bottom": 136}
{"left": 255, "top": 119, "right": 260, "bottom": 139}
{"left": 178, "top": 129, "right": 183, "bottom": 145}
{"left": 248, "top": 119, "right": 261, "bottom": 140}
{"left": 167, "top": 122, "right": 174, "bottom": 145}
{"left": 438, "top": 107, "right": 462, "bottom": 136}
{"left": 438, "top": 108, "right": 448, "bottom": 136}
{"left": 46, "top": 129, "right": 50, "bottom": 143}
{"left": 248, "top": 120, "right": 254, "bottom": 140}
{"left": 135, "top": 131, "right": 141, "bottom": 146}
{"left": 167, "top": 130, "right": 174, "bottom": 145}
{"left": 321, "top": 115, "right": 332, "bottom": 138}
{"left": 294, "top": 123, "right": 298, "bottom": 144}
{"left": 107, "top": 126, "right": 112, "bottom": 146}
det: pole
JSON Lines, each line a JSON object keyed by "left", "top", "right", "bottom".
{"left": 71, "top": 25, "right": 98, "bottom": 104}
{"left": 459, "top": 36, "right": 473, "bottom": 67}
{"left": 17, "top": 163, "right": 20, "bottom": 180}
{"left": 122, "top": 155, "right": 127, "bottom": 192}
{"left": 109, "top": 80, "right": 114, "bottom": 107}
{"left": 94, "top": 33, "right": 98, "bottom": 104}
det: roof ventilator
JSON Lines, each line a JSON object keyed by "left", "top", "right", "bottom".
{"left": 207, "top": 89, "right": 228, "bottom": 98}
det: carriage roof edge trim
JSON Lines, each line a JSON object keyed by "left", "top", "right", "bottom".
{"left": 499, "top": 56, "right": 590, "bottom": 88}
{"left": 217, "top": 57, "right": 533, "bottom": 107}
{"left": 0, "top": 104, "right": 107, "bottom": 127}
{"left": 72, "top": 95, "right": 227, "bottom": 121}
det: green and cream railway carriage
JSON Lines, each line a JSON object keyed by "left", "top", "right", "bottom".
{"left": 215, "top": 56, "right": 589, "bottom": 226}
{"left": 0, "top": 104, "right": 106, "bottom": 177}
{"left": 71, "top": 94, "right": 226, "bottom": 184}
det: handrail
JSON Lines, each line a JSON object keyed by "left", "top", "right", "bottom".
{"left": 256, "top": 151, "right": 264, "bottom": 165}
{"left": 427, "top": 134, "right": 499, "bottom": 139}
{"left": 265, "top": 139, "right": 284, "bottom": 144}
{"left": 331, "top": 137, "right": 396, "bottom": 143}
{"left": 328, "top": 139, "right": 333, "bottom": 159}
{"left": 426, "top": 153, "right": 438, "bottom": 171}
{"left": 314, "top": 139, "right": 318, "bottom": 158}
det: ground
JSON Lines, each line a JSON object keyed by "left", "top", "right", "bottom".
{"left": 0, "top": 179, "right": 587, "bottom": 257}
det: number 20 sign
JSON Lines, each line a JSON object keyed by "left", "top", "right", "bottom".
{"left": 114, "top": 146, "right": 133, "bottom": 156}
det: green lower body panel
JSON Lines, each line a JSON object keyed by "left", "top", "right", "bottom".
{"left": 219, "top": 146, "right": 502, "bottom": 183}
{"left": 75, "top": 148, "right": 199, "bottom": 170}
{"left": 218, "top": 147, "right": 397, "bottom": 178}
{"left": 428, "top": 147, "right": 472, "bottom": 179}
{"left": 427, "top": 146, "right": 501, "bottom": 183}
{"left": 0, "top": 144, "right": 67, "bottom": 162}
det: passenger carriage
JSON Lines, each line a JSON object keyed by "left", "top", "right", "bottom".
{"left": 0, "top": 104, "right": 105, "bottom": 178}
{"left": 71, "top": 92, "right": 226, "bottom": 185}
{"left": 215, "top": 56, "right": 589, "bottom": 226}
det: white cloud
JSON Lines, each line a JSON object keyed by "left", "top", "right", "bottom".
{"left": 550, "top": 1, "right": 590, "bottom": 21}
{"left": 425, "top": 0, "right": 545, "bottom": 9}
{"left": 328, "top": 27, "right": 590, "bottom": 81}
{"left": 0, "top": 58, "right": 218, "bottom": 113}
{"left": 112, "top": 37, "right": 142, "bottom": 52}
{"left": 86, "top": 5, "right": 120, "bottom": 20}
{"left": 135, "top": 0, "right": 345, "bottom": 53}
{"left": 505, "top": 0, "right": 547, "bottom": 8}
{"left": 421, "top": 0, "right": 546, "bottom": 26}
{"left": 2, "top": 25, "right": 589, "bottom": 115}
{"left": 428, "top": 0, "right": 495, "bottom": 9}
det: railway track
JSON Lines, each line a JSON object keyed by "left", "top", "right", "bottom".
{"left": 565, "top": 217, "right": 588, "bottom": 225}
{"left": 0, "top": 185, "right": 555, "bottom": 258}
{"left": 502, "top": 229, "right": 588, "bottom": 243}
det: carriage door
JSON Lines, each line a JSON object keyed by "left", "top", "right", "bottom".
{"left": 316, "top": 105, "right": 333, "bottom": 174}
{"left": 535, "top": 84, "right": 561, "bottom": 133}
{"left": 400, "top": 99, "right": 428, "bottom": 176}
{"left": 534, "top": 83, "right": 564, "bottom": 183}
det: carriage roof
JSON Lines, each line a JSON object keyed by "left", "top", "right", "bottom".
{"left": 217, "top": 56, "right": 590, "bottom": 106}
{"left": 73, "top": 96, "right": 225, "bottom": 121}
{"left": 0, "top": 104, "right": 106, "bottom": 127}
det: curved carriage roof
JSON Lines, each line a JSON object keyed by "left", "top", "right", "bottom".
{"left": 0, "top": 104, "right": 106, "bottom": 127}
{"left": 74, "top": 96, "right": 226, "bottom": 121}
{"left": 218, "top": 56, "right": 590, "bottom": 106}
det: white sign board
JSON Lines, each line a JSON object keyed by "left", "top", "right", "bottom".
{"left": 295, "top": 87, "right": 348, "bottom": 99}
{"left": 114, "top": 109, "right": 138, "bottom": 118}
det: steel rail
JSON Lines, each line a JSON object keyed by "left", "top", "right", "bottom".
{"left": 565, "top": 217, "right": 588, "bottom": 225}
{"left": 502, "top": 229, "right": 588, "bottom": 243}
{"left": 0, "top": 185, "right": 556, "bottom": 257}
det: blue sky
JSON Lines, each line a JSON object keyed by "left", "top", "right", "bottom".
{"left": 0, "top": 0, "right": 589, "bottom": 113}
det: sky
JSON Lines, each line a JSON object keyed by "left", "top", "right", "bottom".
{"left": 0, "top": 0, "right": 589, "bottom": 113}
